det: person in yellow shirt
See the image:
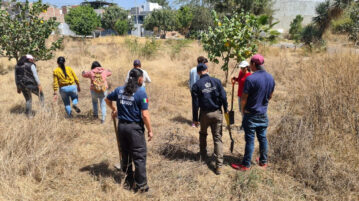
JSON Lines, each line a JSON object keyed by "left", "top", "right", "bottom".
{"left": 53, "top": 57, "right": 81, "bottom": 117}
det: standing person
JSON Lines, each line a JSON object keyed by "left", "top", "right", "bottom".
{"left": 231, "top": 54, "right": 275, "bottom": 171}
{"left": 191, "top": 63, "right": 228, "bottom": 175}
{"left": 53, "top": 57, "right": 81, "bottom": 117}
{"left": 231, "top": 61, "right": 252, "bottom": 114}
{"left": 106, "top": 68, "right": 153, "bottom": 192}
{"left": 82, "top": 61, "right": 112, "bottom": 123}
{"left": 189, "top": 56, "right": 207, "bottom": 127}
{"left": 125, "top": 60, "right": 151, "bottom": 87}
{"left": 15, "top": 54, "right": 44, "bottom": 117}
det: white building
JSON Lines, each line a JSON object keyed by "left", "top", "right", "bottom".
{"left": 131, "top": 2, "right": 162, "bottom": 37}
{"left": 273, "top": 0, "right": 327, "bottom": 33}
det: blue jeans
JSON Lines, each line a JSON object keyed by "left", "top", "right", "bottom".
{"left": 242, "top": 113, "right": 269, "bottom": 167}
{"left": 91, "top": 90, "right": 107, "bottom": 121}
{"left": 60, "top": 85, "right": 78, "bottom": 116}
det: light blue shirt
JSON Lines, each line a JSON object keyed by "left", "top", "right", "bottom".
{"left": 189, "top": 67, "right": 199, "bottom": 90}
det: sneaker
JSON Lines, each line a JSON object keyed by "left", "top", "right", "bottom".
{"left": 73, "top": 105, "right": 81, "bottom": 113}
{"left": 215, "top": 167, "right": 222, "bottom": 175}
{"left": 231, "top": 163, "right": 250, "bottom": 171}
{"left": 256, "top": 157, "right": 268, "bottom": 169}
{"left": 192, "top": 123, "right": 196, "bottom": 127}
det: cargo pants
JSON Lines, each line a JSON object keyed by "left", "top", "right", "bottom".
{"left": 199, "top": 110, "right": 224, "bottom": 168}
{"left": 118, "top": 121, "right": 148, "bottom": 190}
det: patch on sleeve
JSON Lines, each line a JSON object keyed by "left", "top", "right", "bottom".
{"left": 143, "top": 98, "right": 148, "bottom": 103}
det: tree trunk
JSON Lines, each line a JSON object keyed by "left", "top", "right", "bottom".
{"left": 224, "top": 69, "right": 229, "bottom": 87}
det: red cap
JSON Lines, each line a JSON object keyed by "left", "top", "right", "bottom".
{"left": 250, "top": 54, "right": 264, "bottom": 66}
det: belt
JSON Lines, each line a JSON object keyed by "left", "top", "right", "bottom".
{"left": 118, "top": 119, "right": 140, "bottom": 124}
{"left": 202, "top": 108, "right": 221, "bottom": 113}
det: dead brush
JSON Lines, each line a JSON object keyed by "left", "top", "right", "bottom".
{"left": 269, "top": 52, "right": 359, "bottom": 199}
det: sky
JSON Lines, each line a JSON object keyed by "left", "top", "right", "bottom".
{"left": 28, "top": 0, "right": 176, "bottom": 9}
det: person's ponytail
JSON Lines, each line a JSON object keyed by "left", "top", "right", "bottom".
{"left": 57, "top": 57, "right": 68, "bottom": 77}
{"left": 124, "top": 68, "right": 143, "bottom": 96}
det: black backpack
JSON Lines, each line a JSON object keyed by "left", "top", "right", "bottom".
{"left": 15, "top": 62, "right": 37, "bottom": 88}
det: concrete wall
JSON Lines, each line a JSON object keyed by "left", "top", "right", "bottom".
{"left": 273, "top": 0, "right": 326, "bottom": 33}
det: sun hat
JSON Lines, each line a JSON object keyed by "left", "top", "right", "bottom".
{"left": 239, "top": 61, "right": 249, "bottom": 68}
{"left": 250, "top": 54, "right": 264, "bottom": 66}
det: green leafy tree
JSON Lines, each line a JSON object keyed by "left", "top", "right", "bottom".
{"left": 176, "top": 5, "right": 193, "bottom": 35}
{"left": 65, "top": 5, "right": 101, "bottom": 36}
{"left": 201, "top": 11, "right": 278, "bottom": 83}
{"left": 114, "top": 19, "right": 129, "bottom": 35}
{"left": 188, "top": 5, "right": 213, "bottom": 37}
{"left": 144, "top": 9, "right": 178, "bottom": 39}
{"left": 0, "top": 0, "right": 63, "bottom": 62}
{"left": 301, "top": 24, "right": 322, "bottom": 48}
{"left": 289, "top": 15, "right": 304, "bottom": 44}
{"left": 101, "top": 5, "right": 132, "bottom": 35}
{"left": 347, "top": 2, "right": 359, "bottom": 45}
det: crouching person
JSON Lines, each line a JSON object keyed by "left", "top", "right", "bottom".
{"left": 105, "top": 68, "right": 153, "bottom": 193}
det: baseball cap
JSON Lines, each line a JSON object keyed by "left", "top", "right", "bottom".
{"left": 239, "top": 61, "right": 249, "bottom": 68}
{"left": 197, "top": 63, "right": 208, "bottom": 72}
{"left": 133, "top": 59, "right": 141, "bottom": 66}
{"left": 26, "top": 54, "right": 34, "bottom": 60}
{"left": 250, "top": 54, "right": 264, "bottom": 66}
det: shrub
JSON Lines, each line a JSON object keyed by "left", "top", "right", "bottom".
{"left": 114, "top": 19, "right": 129, "bottom": 35}
{"left": 300, "top": 24, "right": 323, "bottom": 48}
{"left": 165, "top": 39, "right": 192, "bottom": 59}
{"left": 289, "top": 15, "right": 304, "bottom": 43}
{"left": 141, "top": 38, "right": 161, "bottom": 58}
{"left": 124, "top": 38, "right": 160, "bottom": 59}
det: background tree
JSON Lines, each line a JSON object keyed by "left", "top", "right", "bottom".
{"left": 176, "top": 5, "right": 193, "bottom": 36}
{"left": 144, "top": 9, "right": 178, "bottom": 38}
{"left": 188, "top": 5, "right": 213, "bottom": 38}
{"left": 114, "top": 19, "right": 129, "bottom": 35}
{"left": 65, "top": 5, "right": 101, "bottom": 36}
{"left": 201, "top": 10, "right": 278, "bottom": 83}
{"left": 289, "top": 15, "right": 304, "bottom": 46}
{"left": 301, "top": 24, "right": 322, "bottom": 48}
{"left": 0, "top": 0, "right": 63, "bottom": 61}
{"left": 101, "top": 5, "right": 132, "bottom": 35}
{"left": 347, "top": 2, "right": 359, "bottom": 46}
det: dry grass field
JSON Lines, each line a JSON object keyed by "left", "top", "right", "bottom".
{"left": 0, "top": 36, "right": 358, "bottom": 201}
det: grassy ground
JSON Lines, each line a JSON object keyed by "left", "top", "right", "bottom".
{"left": 0, "top": 36, "right": 358, "bottom": 200}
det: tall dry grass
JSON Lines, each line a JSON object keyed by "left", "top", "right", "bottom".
{"left": 269, "top": 51, "right": 359, "bottom": 200}
{"left": 0, "top": 36, "right": 358, "bottom": 200}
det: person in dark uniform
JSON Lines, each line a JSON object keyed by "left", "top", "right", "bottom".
{"left": 191, "top": 63, "right": 228, "bottom": 175}
{"left": 105, "top": 68, "right": 153, "bottom": 192}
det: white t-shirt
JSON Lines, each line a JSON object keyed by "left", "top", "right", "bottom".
{"left": 125, "top": 68, "right": 151, "bottom": 87}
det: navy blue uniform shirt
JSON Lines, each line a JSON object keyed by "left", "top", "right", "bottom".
{"left": 191, "top": 74, "right": 228, "bottom": 122}
{"left": 243, "top": 70, "right": 275, "bottom": 114}
{"left": 107, "top": 86, "right": 148, "bottom": 122}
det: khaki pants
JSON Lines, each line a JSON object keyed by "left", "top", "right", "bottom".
{"left": 199, "top": 110, "right": 223, "bottom": 167}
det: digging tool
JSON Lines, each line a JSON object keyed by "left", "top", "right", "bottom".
{"left": 113, "top": 117, "right": 122, "bottom": 169}
{"left": 224, "top": 82, "right": 235, "bottom": 153}
{"left": 229, "top": 82, "right": 235, "bottom": 124}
